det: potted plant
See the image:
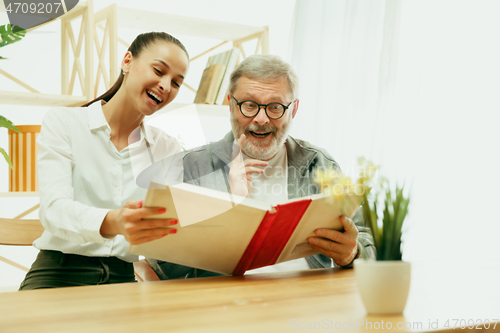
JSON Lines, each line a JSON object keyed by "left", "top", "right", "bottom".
{"left": 314, "top": 158, "right": 411, "bottom": 314}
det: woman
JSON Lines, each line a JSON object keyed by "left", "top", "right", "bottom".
{"left": 19, "top": 32, "right": 190, "bottom": 290}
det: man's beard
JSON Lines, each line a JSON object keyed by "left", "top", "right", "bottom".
{"left": 230, "top": 113, "right": 292, "bottom": 161}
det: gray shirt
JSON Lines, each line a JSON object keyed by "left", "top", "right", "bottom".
{"left": 148, "top": 132, "right": 376, "bottom": 279}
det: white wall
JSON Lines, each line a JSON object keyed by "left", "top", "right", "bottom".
{"left": 390, "top": 0, "right": 500, "bottom": 262}
{"left": 0, "top": 0, "right": 296, "bottom": 290}
{"left": 288, "top": 0, "right": 500, "bottom": 264}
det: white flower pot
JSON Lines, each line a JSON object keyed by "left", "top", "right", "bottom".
{"left": 354, "top": 259, "right": 411, "bottom": 315}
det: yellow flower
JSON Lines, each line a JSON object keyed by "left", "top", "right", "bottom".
{"left": 315, "top": 159, "right": 378, "bottom": 202}
{"left": 322, "top": 183, "right": 345, "bottom": 201}
{"left": 313, "top": 168, "right": 338, "bottom": 190}
{"left": 357, "top": 158, "right": 379, "bottom": 185}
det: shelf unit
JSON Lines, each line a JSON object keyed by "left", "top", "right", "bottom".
{"left": 158, "top": 103, "right": 229, "bottom": 117}
{"left": 0, "top": 1, "right": 265, "bottom": 277}
{"left": 0, "top": 91, "right": 87, "bottom": 107}
{"left": 0, "top": 0, "right": 269, "bottom": 107}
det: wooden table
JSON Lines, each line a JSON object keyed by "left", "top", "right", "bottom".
{"left": 1, "top": 262, "right": 499, "bottom": 332}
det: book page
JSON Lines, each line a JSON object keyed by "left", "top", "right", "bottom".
{"left": 128, "top": 183, "right": 271, "bottom": 274}
{"left": 275, "top": 194, "right": 363, "bottom": 263}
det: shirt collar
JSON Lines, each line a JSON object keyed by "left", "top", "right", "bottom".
{"left": 88, "top": 101, "right": 110, "bottom": 131}
{"left": 140, "top": 122, "right": 156, "bottom": 146}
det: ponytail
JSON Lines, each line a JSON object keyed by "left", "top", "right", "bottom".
{"left": 82, "top": 31, "right": 189, "bottom": 107}
{"left": 82, "top": 70, "right": 124, "bottom": 107}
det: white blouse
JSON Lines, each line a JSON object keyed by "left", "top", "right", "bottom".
{"left": 33, "top": 101, "right": 183, "bottom": 262}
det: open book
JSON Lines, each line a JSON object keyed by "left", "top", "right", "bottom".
{"left": 128, "top": 182, "right": 363, "bottom": 275}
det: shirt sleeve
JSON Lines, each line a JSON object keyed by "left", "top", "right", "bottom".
{"left": 165, "top": 138, "right": 184, "bottom": 186}
{"left": 150, "top": 130, "right": 185, "bottom": 187}
{"left": 352, "top": 208, "right": 377, "bottom": 259}
{"left": 37, "top": 109, "right": 112, "bottom": 245}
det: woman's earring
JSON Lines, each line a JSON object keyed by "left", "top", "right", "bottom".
{"left": 122, "top": 69, "right": 127, "bottom": 75}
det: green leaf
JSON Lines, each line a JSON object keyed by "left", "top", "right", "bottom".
{"left": 0, "top": 24, "right": 26, "bottom": 48}
{"left": 381, "top": 190, "right": 393, "bottom": 259}
{"left": 385, "top": 184, "right": 409, "bottom": 260}
{"left": 0, "top": 147, "right": 12, "bottom": 169}
{"left": 362, "top": 193, "right": 380, "bottom": 251}
{"left": 0, "top": 56, "right": 6, "bottom": 59}
{"left": 0, "top": 116, "right": 20, "bottom": 132}
{"left": 356, "top": 160, "right": 411, "bottom": 260}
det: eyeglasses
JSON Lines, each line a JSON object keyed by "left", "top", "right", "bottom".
{"left": 231, "top": 96, "right": 293, "bottom": 120}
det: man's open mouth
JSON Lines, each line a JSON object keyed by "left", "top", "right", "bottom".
{"left": 146, "top": 89, "right": 163, "bottom": 104}
{"left": 249, "top": 131, "right": 271, "bottom": 138}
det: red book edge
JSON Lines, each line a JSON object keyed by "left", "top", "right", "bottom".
{"left": 232, "top": 199, "right": 312, "bottom": 275}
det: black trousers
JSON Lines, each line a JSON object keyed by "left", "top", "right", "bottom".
{"left": 19, "top": 250, "right": 136, "bottom": 290}
{"left": 147, "top": 258, "right": 225, "bottom": 280}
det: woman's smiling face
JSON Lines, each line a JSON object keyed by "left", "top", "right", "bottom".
{"left": 121, "top": 41, "right": 189, "bottom": 116}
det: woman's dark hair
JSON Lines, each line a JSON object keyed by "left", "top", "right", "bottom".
{"left": 82, "top": 32, "right": 189, "bottom": 107}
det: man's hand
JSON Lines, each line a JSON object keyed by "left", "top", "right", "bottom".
{"left": 228, "top": 134, "right": 268, "bottom": 197}
{"left": 307, "top": 216, "right": 359, "bottom": 266}
{"left": 100, "top": 200, "right": 178, "bottom": 245}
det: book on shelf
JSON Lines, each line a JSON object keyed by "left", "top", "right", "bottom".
{"left": 214, "top": 48, "right": 240, "bottom": 105}
{"left": 193, "top": 63, "right": 226, "bottom": 104}
{"left": 193, "top": 48, "right": 240, "bottom": 105}
{"left": 127, "top": 182, "right": 363, "bottom": 275}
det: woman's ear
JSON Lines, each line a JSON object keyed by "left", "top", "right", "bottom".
{"left": 121, "top": 51, "right": 133, "bottom": 74}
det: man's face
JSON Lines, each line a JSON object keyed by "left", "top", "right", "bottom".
{"left": 230, "top": 76, "right": 297, "bottom": 161}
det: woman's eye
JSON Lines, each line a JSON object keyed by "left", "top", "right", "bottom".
{"left": 154, "top": 68, "right": 162, "bottom": 75}
{"left": 173, "top": 81, "right": 181, "bottom": 88}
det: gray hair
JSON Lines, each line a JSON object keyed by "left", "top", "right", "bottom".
{"left": 228, "top": 54, "right": 299, "bottom": 100}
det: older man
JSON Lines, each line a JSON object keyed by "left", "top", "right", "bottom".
{"left": 148, "top": 54, "right": 376, "bottom": 279}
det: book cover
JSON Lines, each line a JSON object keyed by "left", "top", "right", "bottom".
{"left": 215, "top": 48, "right": 240, "bottom": 105}
{"left": 127, "top": 182, "right": 362, "bottom": 275}
{"left": 193, "top": 63, "right": 226, "bottom": 104}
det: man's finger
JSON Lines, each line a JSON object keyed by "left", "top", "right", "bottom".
{"left": 236, "top": 133, "right": 246, "bottom": 148}
{"left": 308, "top": 242, "right": 352, "bottom": 266}
{"left": 232, "top": 134, "right": 245, "bottom": 158}
{"left": 314, "top": 228, "right": 347, "bottom": 244}
{"left": 244, "top": 159, "right": 269, "bottom": 167}
{"left": 308, "top": 243, "right": 337, "bottom": 259}
{"left": 231, "top": 134, "right": 246, "bottom": 164}
{"left": 340, "top": 216, "right": 358, "bottom": 235}
{"left": 308, "top": 236, "right": 343, "bottom": 253}
{"left": 308, "top": 243, "right": 346, "bottom": 263}
{"left": 314, "top": 246, "right": 350, "bottom": 266}
{"left": 245, "top": 166, "right": 266, "bottom": 175}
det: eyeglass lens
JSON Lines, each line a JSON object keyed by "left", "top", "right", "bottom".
{"left": 240, "top": 101, "right": 284, "bottom": 119}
